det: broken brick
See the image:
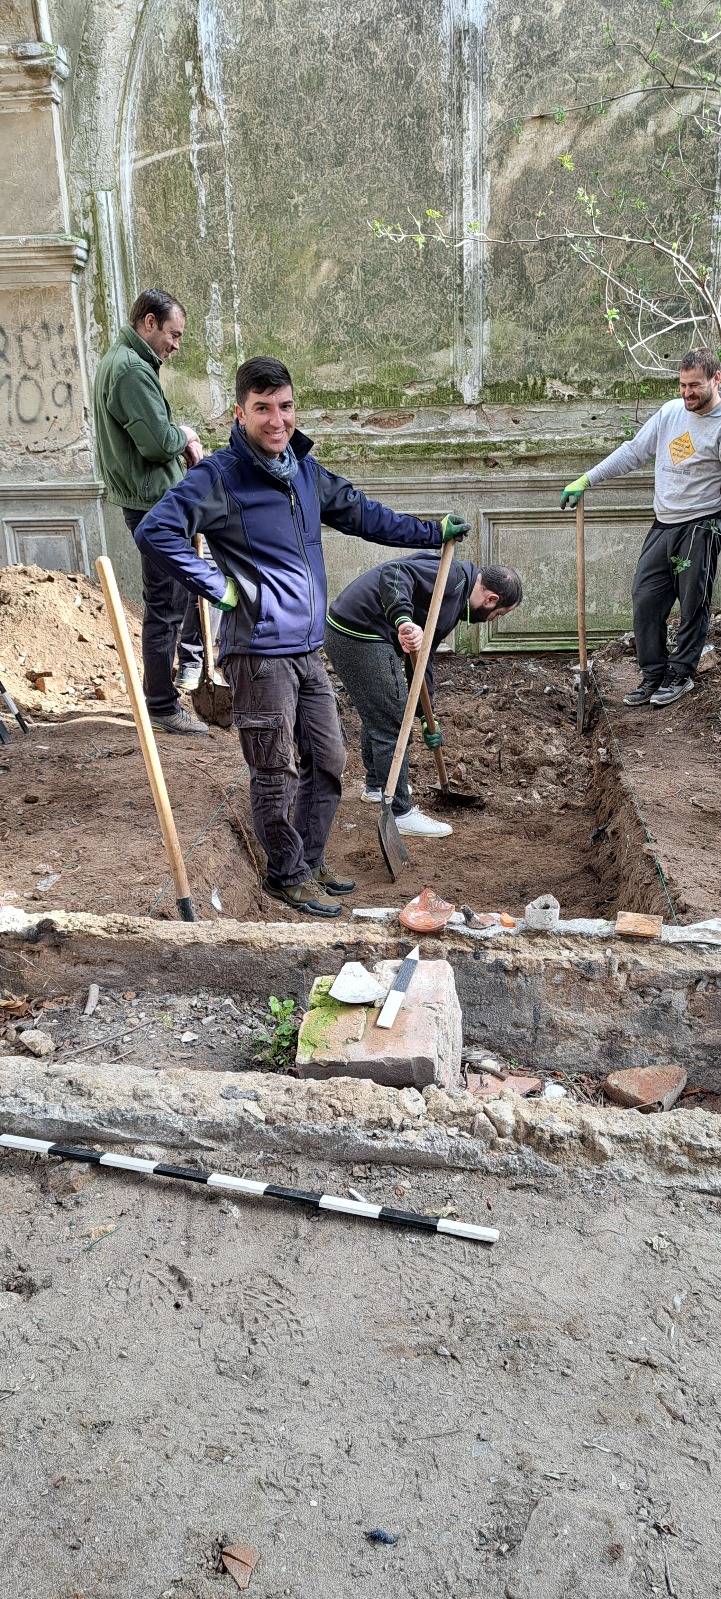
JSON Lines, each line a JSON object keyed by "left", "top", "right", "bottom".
{"left": 221, "top": 1544, "right": 259, "bottom": 1591}
{"left": 615, "top": 911, "right": 663, "bottom": 940}
{"left": 603, "top": 1065, "right": 687, "bottom": 1111}
{"left": 467, "top": 1071, "right": 541, "bottom": 1099}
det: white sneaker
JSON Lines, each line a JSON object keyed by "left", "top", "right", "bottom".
{"left": 175, "top": 663, "right": 203, "bottom": 692}
{"left": 361, "top": 783, "right": 412, "bottom": 804}
{"left": 395, "top": 806, "right": 452, "bottom": 838}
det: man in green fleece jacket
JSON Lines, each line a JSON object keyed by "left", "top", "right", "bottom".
{"left": 93, "top": 287, "right": 209, "bottom": 735}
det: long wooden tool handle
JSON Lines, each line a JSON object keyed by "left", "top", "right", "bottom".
{"left": 384, "top": 539, "right": 455, "bottom": 802}
{"left": 409, "top": 648, "right": 450, "bottom": 788}
{"left": 193, "top": 534, "right": 216, "bottom": 687}
{"left": 95, "top": 556, "right": 196, "bottom": 922}
{"left": 576, "top": 497, "right": 588, "bottom": 674}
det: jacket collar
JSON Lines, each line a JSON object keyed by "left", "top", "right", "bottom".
{"left": 229, "top": 418, "right": 314, "bottom": 467}
{"left": 119, "top": 323, "right": 162, "bottom": 373}
{"left": 460, "top": 560, "right": 479, "bottom": 597}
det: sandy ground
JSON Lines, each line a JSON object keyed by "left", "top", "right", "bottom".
{"left": 1, "top": 1144, "right": 719, "bottom": 1599}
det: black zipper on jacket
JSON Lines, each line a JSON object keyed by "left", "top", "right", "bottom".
{"left": 289, "top": 484, "right": 315, "bottom": 649}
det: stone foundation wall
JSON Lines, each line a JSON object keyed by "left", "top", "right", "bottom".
{"left": 2, "top": 908, "right": 720, "bottom": 1087}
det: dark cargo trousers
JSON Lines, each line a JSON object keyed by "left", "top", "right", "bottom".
{"left": 632, "top": 514, "right": 721, "bottom": 682}
{"left": 223, "top": 650, "right": 347, "bottom": 886}
{"left": 323, "top": 626, "right": 413, "bottom": 815}
{"left": 123, "top": 508, "right": 204, "bottom": 715}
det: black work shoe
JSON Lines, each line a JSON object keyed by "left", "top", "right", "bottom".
{"left": 149, "top": 705, "right": 209, "bottom": 735}
{"left": 649, "top": 674, "right": 695, "bottom": 707}
{"left": 262, "top": 875, "right": 342, "bottom": 917}
{"left": 622, "top": 678, "right": 663, "bottom": 706}
{"left": 312, "top": 860, "right": 356, "bottom": 896}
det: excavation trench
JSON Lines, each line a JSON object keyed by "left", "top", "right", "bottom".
{"left": 2, "top": 643, "right": 720, "bottom": 1181}
{"left": 0, "top": 652, "right": 673, "bottom": 925}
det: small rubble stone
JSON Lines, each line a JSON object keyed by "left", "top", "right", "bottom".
{"left": 524, "top": 894, "right": 560, "bottom": 931}
{"left": 603, "top": 1064, "right": 687, "bottom": 1111}
{"left": 19, "top": 1028, "right": 55, "bottom": 1057}
{"left": 47, "top": 1162, "right": 96, "bottom": 1197}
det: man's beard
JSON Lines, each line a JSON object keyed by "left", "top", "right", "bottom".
{"left": 469, "top": 603, "right": 495, "bottom": 623}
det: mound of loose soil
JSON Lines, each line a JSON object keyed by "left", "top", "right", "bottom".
{"left": 0, "top": 565, "right": 143, "bottom": 717}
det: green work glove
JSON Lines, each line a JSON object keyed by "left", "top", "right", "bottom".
{"left": 214, "top": 576, "right": 239, "bottom": 612}
{"left": 440, "top": 513, "right": 470, "bottom": 543}
{"left": 421, "top": 716, "right": 443, "bottom": 750}
{"left": 560, "top": 474, "right": 589, "bottom": 510}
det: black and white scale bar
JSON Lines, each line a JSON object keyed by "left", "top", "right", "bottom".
{"left": 0, "top": 1135, "right": 499, "bottom": 1246}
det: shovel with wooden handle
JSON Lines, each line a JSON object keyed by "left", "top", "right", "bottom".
{"left": 378, "top": 538, "right": 456, "bottom": 879}
{"left": 576, "top": 496, "right": 590, "bottom": 736}
{"left": 409, "top": 652, "right": 483, "bottom": 808}
{"left": 193, "top": 533, "right": 216, "bottom": 694}
{"left": 96, "top": 556, "right": 196, "bottom": 922}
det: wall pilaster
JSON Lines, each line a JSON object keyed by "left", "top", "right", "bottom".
{"left": 0, "top": 30, "right": 104, "bottom": 573}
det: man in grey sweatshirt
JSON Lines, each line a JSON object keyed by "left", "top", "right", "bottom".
{"left": 561, "top": 347, "right": 721, "bottom": 707}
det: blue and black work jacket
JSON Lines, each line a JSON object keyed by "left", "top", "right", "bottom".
{"left": 134, "top": 422, "right": 442, "bottom": 659}
{"left": 326, "top": 551, "right": 479, "bottom": 704}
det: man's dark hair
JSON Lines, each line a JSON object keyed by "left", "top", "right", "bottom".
{"left": 478, "top": 564, "right": 523, "bottom": 609}
{"left": 236, "top": 356, "right": 293, "bottom": 407}
{"left": 679, "top": 347, "right": 720, "bottom": 379}
{"left": 129, "top": 288, "right": 186, "bottom": 328}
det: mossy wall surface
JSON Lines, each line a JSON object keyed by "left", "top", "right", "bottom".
{"left": 53, "top": 0, "right": 713, "bottom": 415}
{"left": 38, "top": 0, "right": 717, "bottom": 628}
{"left": 120, "top": 0, "right": 455, "bottom": 412}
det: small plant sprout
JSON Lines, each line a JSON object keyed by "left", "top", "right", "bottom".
{"left": 254, "top": 996, "right": 299, "bottom": 1072}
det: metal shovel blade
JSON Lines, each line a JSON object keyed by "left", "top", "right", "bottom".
{"left": 428, "top": 783, "right": 484, "bottom": 808}
{"left": 576, "top": 668, "right": 589, "bottom": 737}
{"left": 378, "top": 798, "right": 409, "bottom": 881}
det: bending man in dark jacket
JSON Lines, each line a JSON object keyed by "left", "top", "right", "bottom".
{"left": 325, "top": 555, "right": 522, "bottom": 835}
{"left": 135, "top": 356, "right": 469, "bottom": 917}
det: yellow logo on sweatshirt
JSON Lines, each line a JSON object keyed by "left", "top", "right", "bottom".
{"left": 668, "top": 430, "right": 696, "bottom": 466}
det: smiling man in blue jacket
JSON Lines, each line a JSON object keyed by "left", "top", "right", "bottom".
{"left": 135, "top": 355, "right": 469, "bottom": 917}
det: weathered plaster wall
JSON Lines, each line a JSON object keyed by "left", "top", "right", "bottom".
{"left": 0, "top": 10, "right": 105, "bottom": 574}
{"left": 481, "top": 2, "right": 715, "bottom": 393}
{"left": 4, "top": 1, "right": 714, "bottom": 630}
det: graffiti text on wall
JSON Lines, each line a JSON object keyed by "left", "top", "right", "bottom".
{"left": 0, "top": 320, "right": 79, "bottom": 438}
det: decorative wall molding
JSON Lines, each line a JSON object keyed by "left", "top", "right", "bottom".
{"left": 0, "top": 481, "right": 105, "bottom": 575}
{"left": 0, "top": 235, "right": 89, "bottom": 286}
{"left": 0, "top": 481, "right": 103, "bottom": 502}
{"left": 0, "top": 43, "right": 69, "bottom": 109}
{"left": 2, "top": 514, "right": 90, "bottom": 574}
{"left": 349, "top": 473, "right": 655, "bottom": 504}
{"left": 484, "top": 503, "right": 651, "bottom": 652}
